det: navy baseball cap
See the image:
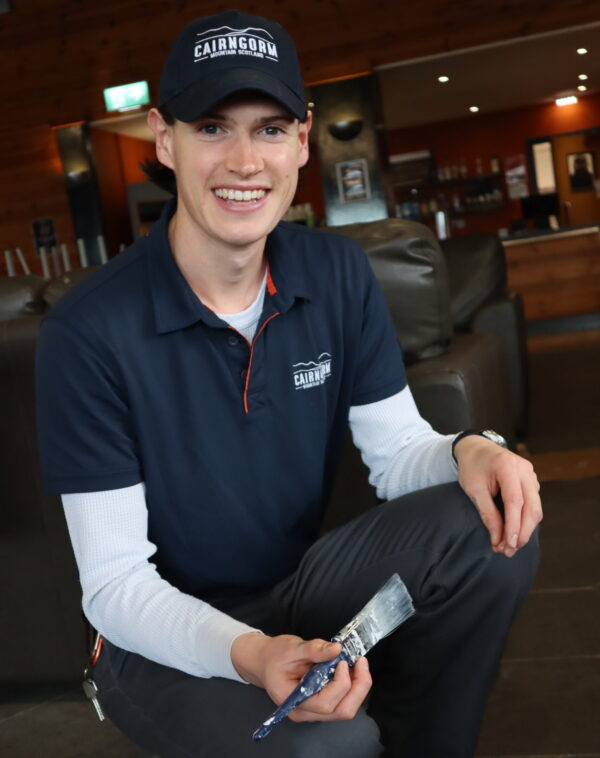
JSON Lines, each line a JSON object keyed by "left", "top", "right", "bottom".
{"left": 158, "top": 9, "right": 307, "bottom": 122}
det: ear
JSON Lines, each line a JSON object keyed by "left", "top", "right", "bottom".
{"left": 297, "top": 110, "right": 313, "bottom": 169}
{"left": 147, "top": 108, "right": 175, "bottom": 170}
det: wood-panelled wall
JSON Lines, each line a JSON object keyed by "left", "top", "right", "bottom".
{"left": 2, "top": 0, "right": 600, "bottom": 272}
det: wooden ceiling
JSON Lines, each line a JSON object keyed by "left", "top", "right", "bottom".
{"left": 2, "top": 0, "right": 600, "bottom": 129}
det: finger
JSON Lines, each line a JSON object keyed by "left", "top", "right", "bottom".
{"left": 466, "top": 486, "right": 505, "bottom": 548}
{"left": 292, "top": 657, "right": 371, "bottom": 722}
{"left": 515, "top": 477, "right": 543, "bottom": 549}
{"left": 490, "top": 458, "right": 526, "bottom": 556}
{"left": 292, "top": 659, "right": 353, "bottom": 720}
{"left": 329, "top": 656, "right": 372, "bottom": 720}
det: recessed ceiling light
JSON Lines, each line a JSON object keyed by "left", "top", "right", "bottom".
{"left": 578, "top": 84, "right": 588, "bottom": 91}
{"left": 578, "top": 73, "right": 588, "bottom": 80}
{"left": 469, "top": 106, "right": 479, "bottom": 113}
{"left": 438, "top": 75, "right": 449, "bottom": 83}
{"left": 555, "top": 95, "right": 578, "bottom": 106}
{"left": 577, "top": 48, "right": 588, "bottom": 55}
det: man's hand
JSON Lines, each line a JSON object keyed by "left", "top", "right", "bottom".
{"left": 231, "top": 632, "right": 372, "bottom": 722}
{"left": 454, "top": 435, "right": 542, "bottom": 557}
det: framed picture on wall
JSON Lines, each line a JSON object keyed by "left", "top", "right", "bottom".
{"left": 31, "top": 218, "right": 57, "bottom": 252}
{"left": 567, "top": 152, "right": 596, "bottom": 192}
{"left": 504, "top": 154, "right": 529, "bottom": 199}
{"left": 336, "top": 158, "right": 371, "bottom": 203}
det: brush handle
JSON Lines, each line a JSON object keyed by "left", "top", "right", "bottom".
{"left": 252, "top": 649, "right": 353, "bottom": 741}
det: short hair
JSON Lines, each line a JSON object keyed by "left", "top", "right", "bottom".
{"left": 141, "top": 106, "right": 177, "bottom": 195}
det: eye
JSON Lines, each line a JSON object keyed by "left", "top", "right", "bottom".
{"left": 260, "top": 125, "right": 286, "bottom": 137}
{"left": 197, "top": 123, "right": 223, "bottom": 136}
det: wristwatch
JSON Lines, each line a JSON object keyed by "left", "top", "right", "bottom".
{"left": 451, "top": 429, "right": 508, "bottom": 462}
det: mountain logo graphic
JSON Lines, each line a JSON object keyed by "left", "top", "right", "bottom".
{"left": 291, "top": 353, "right": 332, "bottom": 390}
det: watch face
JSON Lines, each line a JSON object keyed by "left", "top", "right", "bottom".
{"left": 482, "top": 429, "right": 508, "bottom": 448}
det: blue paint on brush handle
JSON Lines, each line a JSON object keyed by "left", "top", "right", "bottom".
{"left": 252, "top": 649, "right": 354, "bottom": 741}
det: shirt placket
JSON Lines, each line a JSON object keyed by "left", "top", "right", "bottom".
{"left": 229, "top": 310, "right": 280, "bottom": 414}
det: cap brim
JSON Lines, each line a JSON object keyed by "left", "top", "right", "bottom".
{"left": 164, "top": 68, "right": 306, "bottom": 122}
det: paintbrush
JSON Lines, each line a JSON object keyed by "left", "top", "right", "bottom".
{"left": 252, "top": 573, "right": 415, "bottom": 741}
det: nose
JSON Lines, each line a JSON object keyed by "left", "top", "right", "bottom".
{"left": 225, "top": 134, "right": 263, "bottom": 178}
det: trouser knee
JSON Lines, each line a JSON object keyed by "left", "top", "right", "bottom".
{"left": 390, "top": 484, "right": 539, "bottom": 615}
{"left": 284, "top": 714, "right": 382, "bottom": 758}
{"left": 485, "top": 526, "right": 540, "bottom": 607}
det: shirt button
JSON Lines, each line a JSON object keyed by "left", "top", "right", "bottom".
{"left": 228, "top": 334, "right": 239, "bottom": 346}
{"left": 241, "top": 369, "right": 247, "bottom": 380}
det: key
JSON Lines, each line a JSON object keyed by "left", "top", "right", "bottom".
{"left": 82, "top": 677, "right": 105, "bottom": 721}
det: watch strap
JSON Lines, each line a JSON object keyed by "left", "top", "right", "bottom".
{"left": 451, "top": 429, "right": 507, "bottom": 462}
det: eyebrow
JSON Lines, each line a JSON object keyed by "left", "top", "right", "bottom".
{"left": 200, "top": 111, "right": 295, "bottom": 125}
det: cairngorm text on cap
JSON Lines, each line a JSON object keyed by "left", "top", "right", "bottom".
{"left": 194, "top": 25, "right": 279, "bottom": 63}
{"left": 158, "top": 10, "right": 306, "bottom": 122}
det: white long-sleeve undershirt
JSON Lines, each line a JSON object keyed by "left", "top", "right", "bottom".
{"left": 62, "top": 387, "right": 458, "bottom": 682}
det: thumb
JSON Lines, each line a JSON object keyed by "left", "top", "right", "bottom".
{"left": 304, "top": 639, "right": 342, "bottom": 663}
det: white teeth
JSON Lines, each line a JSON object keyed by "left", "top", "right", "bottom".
{"left": 214, "top": 188, "right": 266, "bottom": 201}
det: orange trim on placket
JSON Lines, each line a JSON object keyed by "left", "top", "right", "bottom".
{"left": 241, "top": 313, "right": 280, "bottom": 414}
{"left": 266, "top": 263, "right": 278, "bottom": 296}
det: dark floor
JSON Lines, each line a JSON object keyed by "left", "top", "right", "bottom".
{"left": 1, "top": 336, "right": 599, "bottom": 758}
{"left": 475, "top": 334, "right": 600, "bottom": 758}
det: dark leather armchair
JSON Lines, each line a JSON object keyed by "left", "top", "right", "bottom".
{"left": 1, "top": 315, "right": 83, "bottom": 683}
{"left": 0, "top": 275, "right": 47, "bottom": 321}
{"left": 1, "top": 268, "right": 99, "bottom": 683}
{"left": 330, "top": 219, "right": 516, "bottom": 444}
{"left": 322, "top": 219, "right": 518, "bottom": 532}
{"left": 440, "top": 234, "right": 529, "bottom": 436}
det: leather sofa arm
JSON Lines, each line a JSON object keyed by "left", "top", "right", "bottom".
{"left": 470, "top": 292, "right": 530, "bottom": 436}
{"left": 406, "top": 332, "right": 516, "bottom": 449}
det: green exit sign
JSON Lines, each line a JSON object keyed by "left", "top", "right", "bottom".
{"left": 103, "top": 81, "right": 150, "bottom": 112}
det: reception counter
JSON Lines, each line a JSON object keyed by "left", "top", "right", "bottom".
{"left": 501, "top": 225, "right": 600, "bottom": 322}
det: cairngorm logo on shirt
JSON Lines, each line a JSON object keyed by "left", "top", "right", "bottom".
{"left": 292, "top": 353, "right": 332, "bottom": 390}
{"left": 194, "top": 25, "right": 279, "bottom": 63}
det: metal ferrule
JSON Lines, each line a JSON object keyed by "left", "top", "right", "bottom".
{"left": 333, "top": 628, "right": 369, "bottom": 663}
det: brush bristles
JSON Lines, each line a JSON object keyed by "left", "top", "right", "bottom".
{"left": 362, "top": 574, "right": 416, "bottom": 638}
{"left": 378, "top": 590, "right": 415, "bottom": 636}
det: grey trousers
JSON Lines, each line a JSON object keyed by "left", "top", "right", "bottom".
{"left": 94, "top": 482, "right": 539, "bottom": 758}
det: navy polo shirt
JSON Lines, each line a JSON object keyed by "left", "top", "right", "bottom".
{"left": 36, "top": 199, "right": 407, "bottom": 594}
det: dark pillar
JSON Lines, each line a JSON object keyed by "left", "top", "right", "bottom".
{"left": 308, "top": 75, "right": 389, "bottom": 227}
{"left": 54, "top": 124, "right": 105, "bottom": 265}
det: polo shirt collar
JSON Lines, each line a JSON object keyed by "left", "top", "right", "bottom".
{"left": 147, "top": 197, "right": 311, "bottom": 335}
{"left": 264, "top": 224, "right": 312, "bottom": 313}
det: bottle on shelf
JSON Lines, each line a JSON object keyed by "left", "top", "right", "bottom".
{"left": 490, "top": 154, "right": 501, "bottom": 174}
{"left": 475, "top": 157, "right": 483, "bottom": 176}
{"left": 459, "top": 157, "right": 468, "bottom": 178}
{"left": 451, "top": 192, "right": 463, "bottom": 213}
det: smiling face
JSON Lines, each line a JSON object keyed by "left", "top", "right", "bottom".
{"left": 148, "top": 94, "right": 311, "bottom": 253}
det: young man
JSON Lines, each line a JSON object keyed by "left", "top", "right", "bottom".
{"left": 36, "top": 10, "right": 542, "bottom": 757}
